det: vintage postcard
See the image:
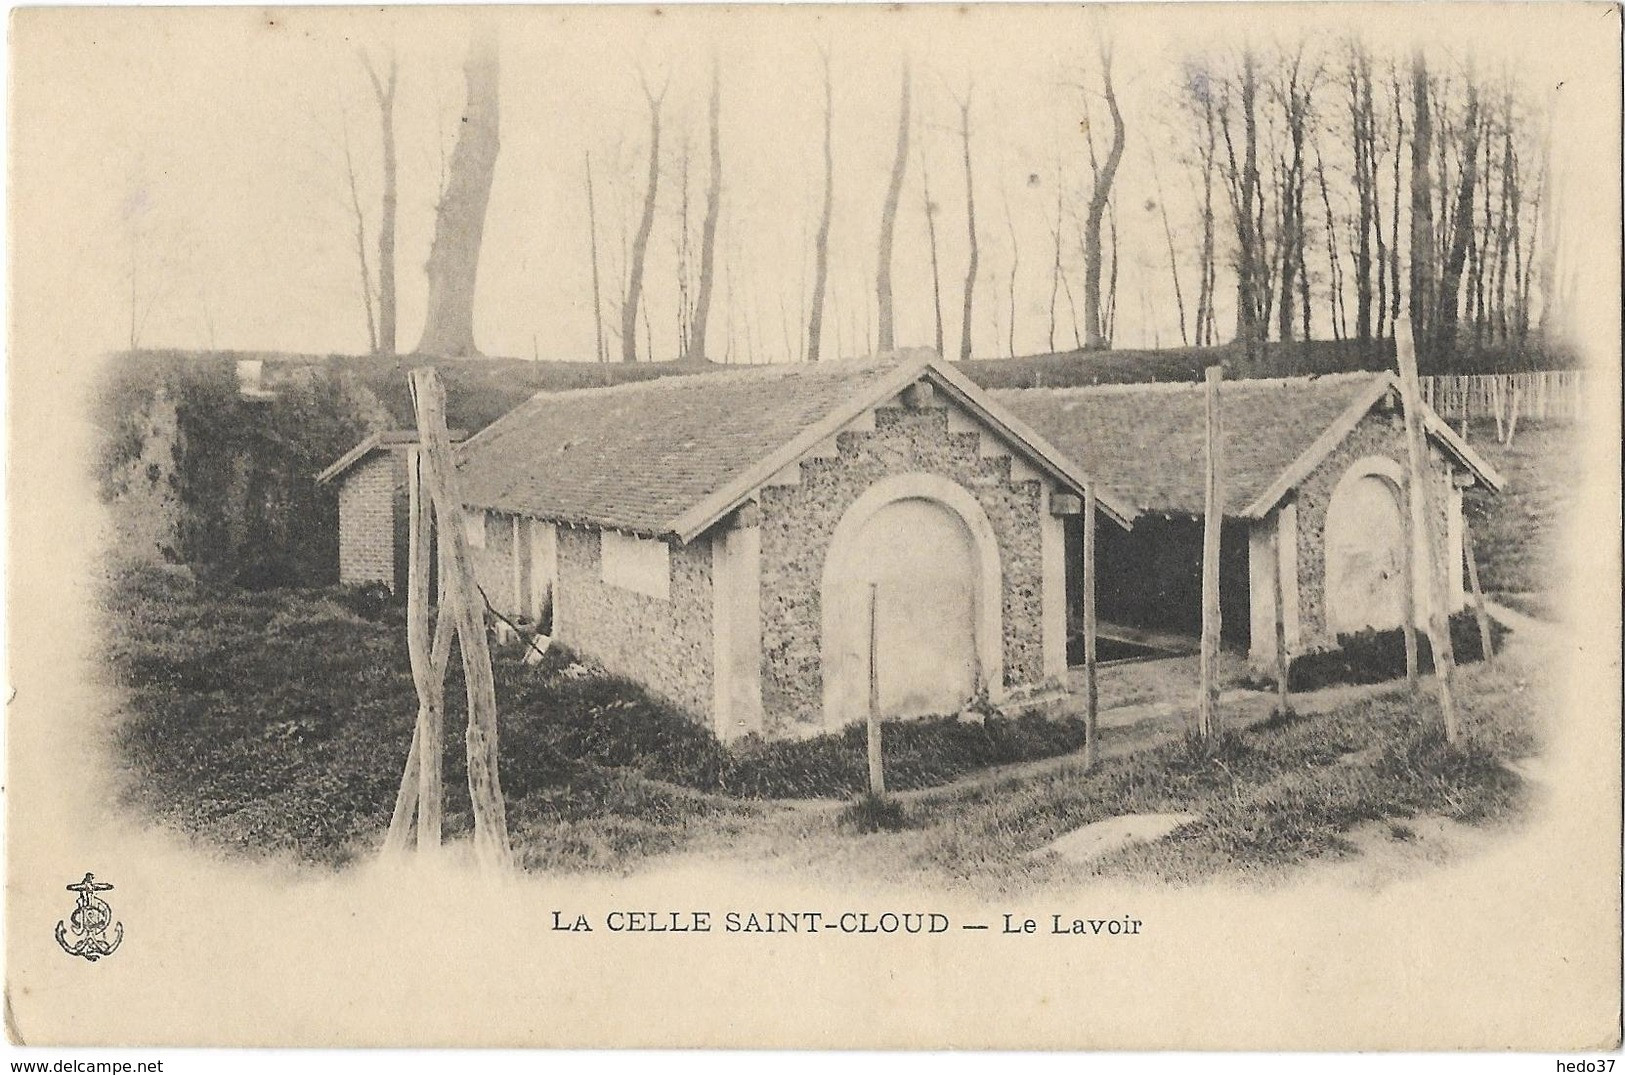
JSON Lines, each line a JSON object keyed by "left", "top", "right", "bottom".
{"left": 5, "top": 2, "right": 1620, "bottom": 1055}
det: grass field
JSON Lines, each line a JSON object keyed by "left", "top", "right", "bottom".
{"left": 107, "top": 555, "right": 1550, "bottom": 888}
{"left": 1462, "top": 419, "right": 1580, "bottom": 616}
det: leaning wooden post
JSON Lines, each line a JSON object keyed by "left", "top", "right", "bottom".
{"left": 1395, "top": 321, "right": 1460, "bottom": 742}
{"left": 1463, "top": 515, "right": 1495, "bottom": 664}
{"left": 384, "top": 446, "right": 452, "bottom": 855}
{"left": 1081, "top": 485, "right": 1099, "bottom": 769}
{"left": 866, "top": 582, "right": 886, "bottom": 797}
{"left": 1398, "top": 467, "right": 1421, "bottom": 700}
{"left": 410, "top": 368, "right": 513, "bottom": 870}
{"left": 1271, "top": 525, "right": 1291, "bottom": 715}
{"left": 1197, "top": 365, "right": 1224, "bottom": 744}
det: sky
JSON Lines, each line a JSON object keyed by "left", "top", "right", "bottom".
{"left": 8, "top": 3, "right": 1620, "bottom": 365}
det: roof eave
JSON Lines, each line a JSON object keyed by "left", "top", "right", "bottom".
{"left": 1237, "top": 373, "right": 1506, "bottom": 519}
{"left": 923, "top": 360, "right": 1136, "bottom": 529}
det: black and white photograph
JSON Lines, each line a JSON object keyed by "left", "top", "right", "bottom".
{"left": 4, "top": 1, "right": 1620, "bottom": 1057}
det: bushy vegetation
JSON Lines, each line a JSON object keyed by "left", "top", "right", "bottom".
{"left": 957, "top": 335, "right": 1577, "bottom": 391}
{"left": 1240, "top": 609, "right": 1510, "bottom": 693}
{"left": 107, "top": 566, "right": 1087, "bottom": 869}
{"left": 92, "top": 351, "right": 382, "bottom": 588}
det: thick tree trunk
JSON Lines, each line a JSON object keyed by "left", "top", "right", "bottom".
{"left": 1349, "top": 48, "right": 1374, "bottom": 342}
{"left": 1435, "top": 79, "right": 1481, "bottom": 359}
{"left": 416, "top": 38, "right": 499, "bottom": 358}
{"left": 957, "top": 90, "right": 978, "bottom": 361}
{"left": 875, "top": 63, "right": 911, "bottom": 355}
{"left": 1082, "top": 48, "right": 1125, "bottom": 350}
{"left": 688, "top": 61, "right": 723, "bottom": 362}
{"left": 807, "top": 48, "right": 834, "bottom": 362}
{"left": 623, "top": 76, "right": 667, "bottom": 363}
{"left": 364, "top": 53, "right": 399, "bottom": 355}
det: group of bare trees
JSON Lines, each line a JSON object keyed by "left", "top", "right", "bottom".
{"left": 327, "top": 33, "right": 1557, "bottom": 369}
{"left": 1171, "top": 39, "right": 1557, "bottom": 370}
{"left": 344, "top": 37, "right": 501, "bottom": 358}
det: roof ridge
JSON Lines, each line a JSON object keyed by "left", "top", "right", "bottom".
{"left": 990, "top": 370, "right": 1386, "bottom": 398}
{"left": 518, "top": 359, "right": 904, "bottom": 405}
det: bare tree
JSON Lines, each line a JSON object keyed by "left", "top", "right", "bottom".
{"left": 688, "top": 58, "right": 723, "bottom": 362}
{"left": 339, "top": 108, "right": 378, "bottom": 354}
{"left": 622, "top": 72, "right": 669, "bottom": 362}
{"left": 1270, "top": 43, "right": 1317, "bottom": 344}
{"left": 1081, "top": 42, "right": 1125, "bottom": 350}
{"left": 955, "top": 83, "right": 978, "bottom": 361}
{"left": 1408, "top": 50, "right": 1435, "bottom": 350}
{"left": 919, "top": 129, "right": 946, "bottom": 357}
{"left": 1180, "top": 59, "right": 1221, "bottom": 347}
{"left": 1435, "top": 73, "right": 1482, "bottom": 358}
{"left": 416, "top": 36, "right": 500, "bottom": 357}
{"left": 875, "top": 61, "right": 911, "bottom": 354}
{"left": 585, "top": 151, "right": 607, "bottom": 362}
{"left": 807, "top": 45, "right": 834, "bottom": 363}
{"left": 1148, "top": 146, "right": 1189, "bottom": 346}
{"left": 362, "top": 50, "right": 398, "bottom": 354}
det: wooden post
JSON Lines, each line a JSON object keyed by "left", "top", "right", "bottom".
{"left": 1398, "top": 467, "right": 1421, "bottom": 700}
{"left": 1463, "top": 515, "right": 1495, "bottom": 664}
{"left": 384, "top": 448, "right": 454, "bottom": 856}
{"left": 1395, "top": 321, "right": 1460, "bottom": 742}
{"left": 1504, "top": 379, "right": 1522, "bottom": 447}
{"left": 866, "top": 582, "right": 885, "bottom": 796}
{"left": 409, "top": 369, "right": 513, "bottom": 870}
{"left": 1081, "top": 486, "right": 1099, "bottom": 769}
{"left": 1271, "top": 525, "right": 1290, "bottom": 714}
{"left": 1198, "top": 365, "right": 1224, "bottom": 744}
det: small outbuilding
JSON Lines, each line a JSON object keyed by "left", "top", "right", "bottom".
{"left": 453, "top": 357, "right": 1131, "bottom": 741}
{"left": 316, "top": 429, "right": 467, "bottom": 591}
{"left": 994, "top": 372, "right": 1504, "bottom": 666}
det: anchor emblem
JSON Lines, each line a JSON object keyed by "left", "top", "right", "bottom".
{"left": 55, "top": 873, "right": 123, "bottom": 962}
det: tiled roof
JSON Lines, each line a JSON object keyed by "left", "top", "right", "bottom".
{"left": 315, "top": 428, "right": 467, "bottom": 484}
{"left": 454, "top": 362, "right": 914, "bottom": 536}
{"left": 992, "top": 373, "right": 1389, "bottom": 517}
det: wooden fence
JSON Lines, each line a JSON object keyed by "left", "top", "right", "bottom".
{"left": 1422, "top": 370, "right": 1586, "bottom": 425}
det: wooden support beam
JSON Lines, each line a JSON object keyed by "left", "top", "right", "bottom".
{"left": 1050, "top": 492, "right": 1083, "bottom": 517}
{"left": 1395, "top": 321, "right": 1460, "bottom": 742}
{"left": 1463, "top": 516, "right": 1495, "bottom": 664}
{"left": 409, "top": 368, "right": 513, "bottom": 870}
{"left": 1081, "top": 486, "right": 1099, "bottom": 769}
{"left": 866, "top": 582, "right": 886, "bottom": 797}
{"left": 1271, "top": 524, "right": 1290, "bottom": 715}
{"left": 1198, "top": 365, "right": 1224, "bottom": 744}
{"left": 1399, "top": 468, "right": 1421, "bottom": 700}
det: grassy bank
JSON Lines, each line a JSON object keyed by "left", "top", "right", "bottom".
{"left": 105, "top": 566, "right": 1087, "bottom": 869}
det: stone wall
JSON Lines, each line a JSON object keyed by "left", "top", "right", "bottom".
{"left": 554, "top": 527, "right": 715, "bottom": 720}
{"left": 467, "top": 509, "right": 520, "bottom": 617}
{"left": 1292, "top": 407, "right": 1458, "bottom": 652}
{"left": 756, "top": 402, "right": 1048, "bottom": 736}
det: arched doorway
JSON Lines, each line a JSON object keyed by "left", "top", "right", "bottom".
{"left": 820, "top": 473, "right": 1002, "bottom": 728}
{"left": 1324, "top": 457, "right": 1409, "bottom": 635}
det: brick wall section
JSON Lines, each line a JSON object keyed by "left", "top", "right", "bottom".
{"left": 337, "top": 453, "right": 397, "bottom": 586}
{"left": 757, "top": 403, "right": 1047, "bottom": 736}
{"left": 1293, "top": 408, "right": 1456, "bottom": 652}
{"left": 554, "top": 527, "right": 714, "bottom": 719}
